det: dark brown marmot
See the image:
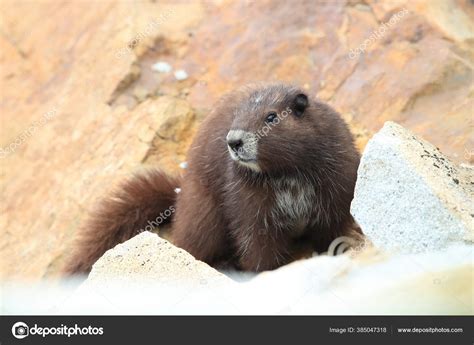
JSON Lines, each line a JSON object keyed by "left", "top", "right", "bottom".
{"left": 65, "top": 83, "right": 361, "bottom": 274}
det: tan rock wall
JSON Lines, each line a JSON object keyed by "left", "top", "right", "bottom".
{"left": 0, "top": 0, "right": 472, "bottom": 280}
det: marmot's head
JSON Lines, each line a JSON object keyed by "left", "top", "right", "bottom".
{"left": 224, "top": 83, "right": 350, "bottom": 176}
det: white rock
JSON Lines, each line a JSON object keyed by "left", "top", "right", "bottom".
{"left": 86, "top": 231, "right": 231, "bottom": 286}
{"left": 151, "top": 61, "right": 172, "bottom": 73}
{"left": 351, "top": 121, "right": 474, "bottom": 254}
{"left": 285, "top": 244, "right": 473, "bottom": 315}
{"left": 174, "top": 69, "right": 188, "bottom": 81}
{"left": 4, "top": 244, "right": 472, "bottom": 315}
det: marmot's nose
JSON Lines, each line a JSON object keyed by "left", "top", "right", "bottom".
{"left": 227, "top": 138, "right": 243, "bottom": 152}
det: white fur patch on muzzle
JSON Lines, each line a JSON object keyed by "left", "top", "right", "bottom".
{"left": 226, "top": 129, "right": 260, "bottom": 171}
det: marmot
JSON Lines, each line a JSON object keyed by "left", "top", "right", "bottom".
{"left": 65, "top": 83, "right": 361, "bottom": 274}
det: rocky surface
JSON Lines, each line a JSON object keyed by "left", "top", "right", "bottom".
{"left": 0, "top": 0, "right": 473, "bottom": 280}
{"left": 2, "top": 237, "right": 471, "bottom": 314}
{"left": 86, "top": 231, "right": 231, "bottom": 286}
{"left": 351, "top": 122, "right": 474, "bottom": 254}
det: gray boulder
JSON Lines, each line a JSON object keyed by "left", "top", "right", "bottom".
{"left": 351, "top": 121, "right": 473, "bottom": 254}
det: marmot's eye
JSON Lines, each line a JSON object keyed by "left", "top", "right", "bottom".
{"left": 265, "top": 112, "right": 278, "bottom": 123}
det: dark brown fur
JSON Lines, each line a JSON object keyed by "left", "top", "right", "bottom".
{"left": 64, "top": 170, "right": 179, "bottom": 274}
{"left": 65, "top": 83, "right": 360, "bottom": 274}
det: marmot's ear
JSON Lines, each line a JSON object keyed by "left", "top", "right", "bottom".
{"left": 293, "top": 93, "right": 308, "bottom": 116}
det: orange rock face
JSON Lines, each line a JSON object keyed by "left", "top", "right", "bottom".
{"left": 0, "top": 0, "right": 472, "bottom": 280}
